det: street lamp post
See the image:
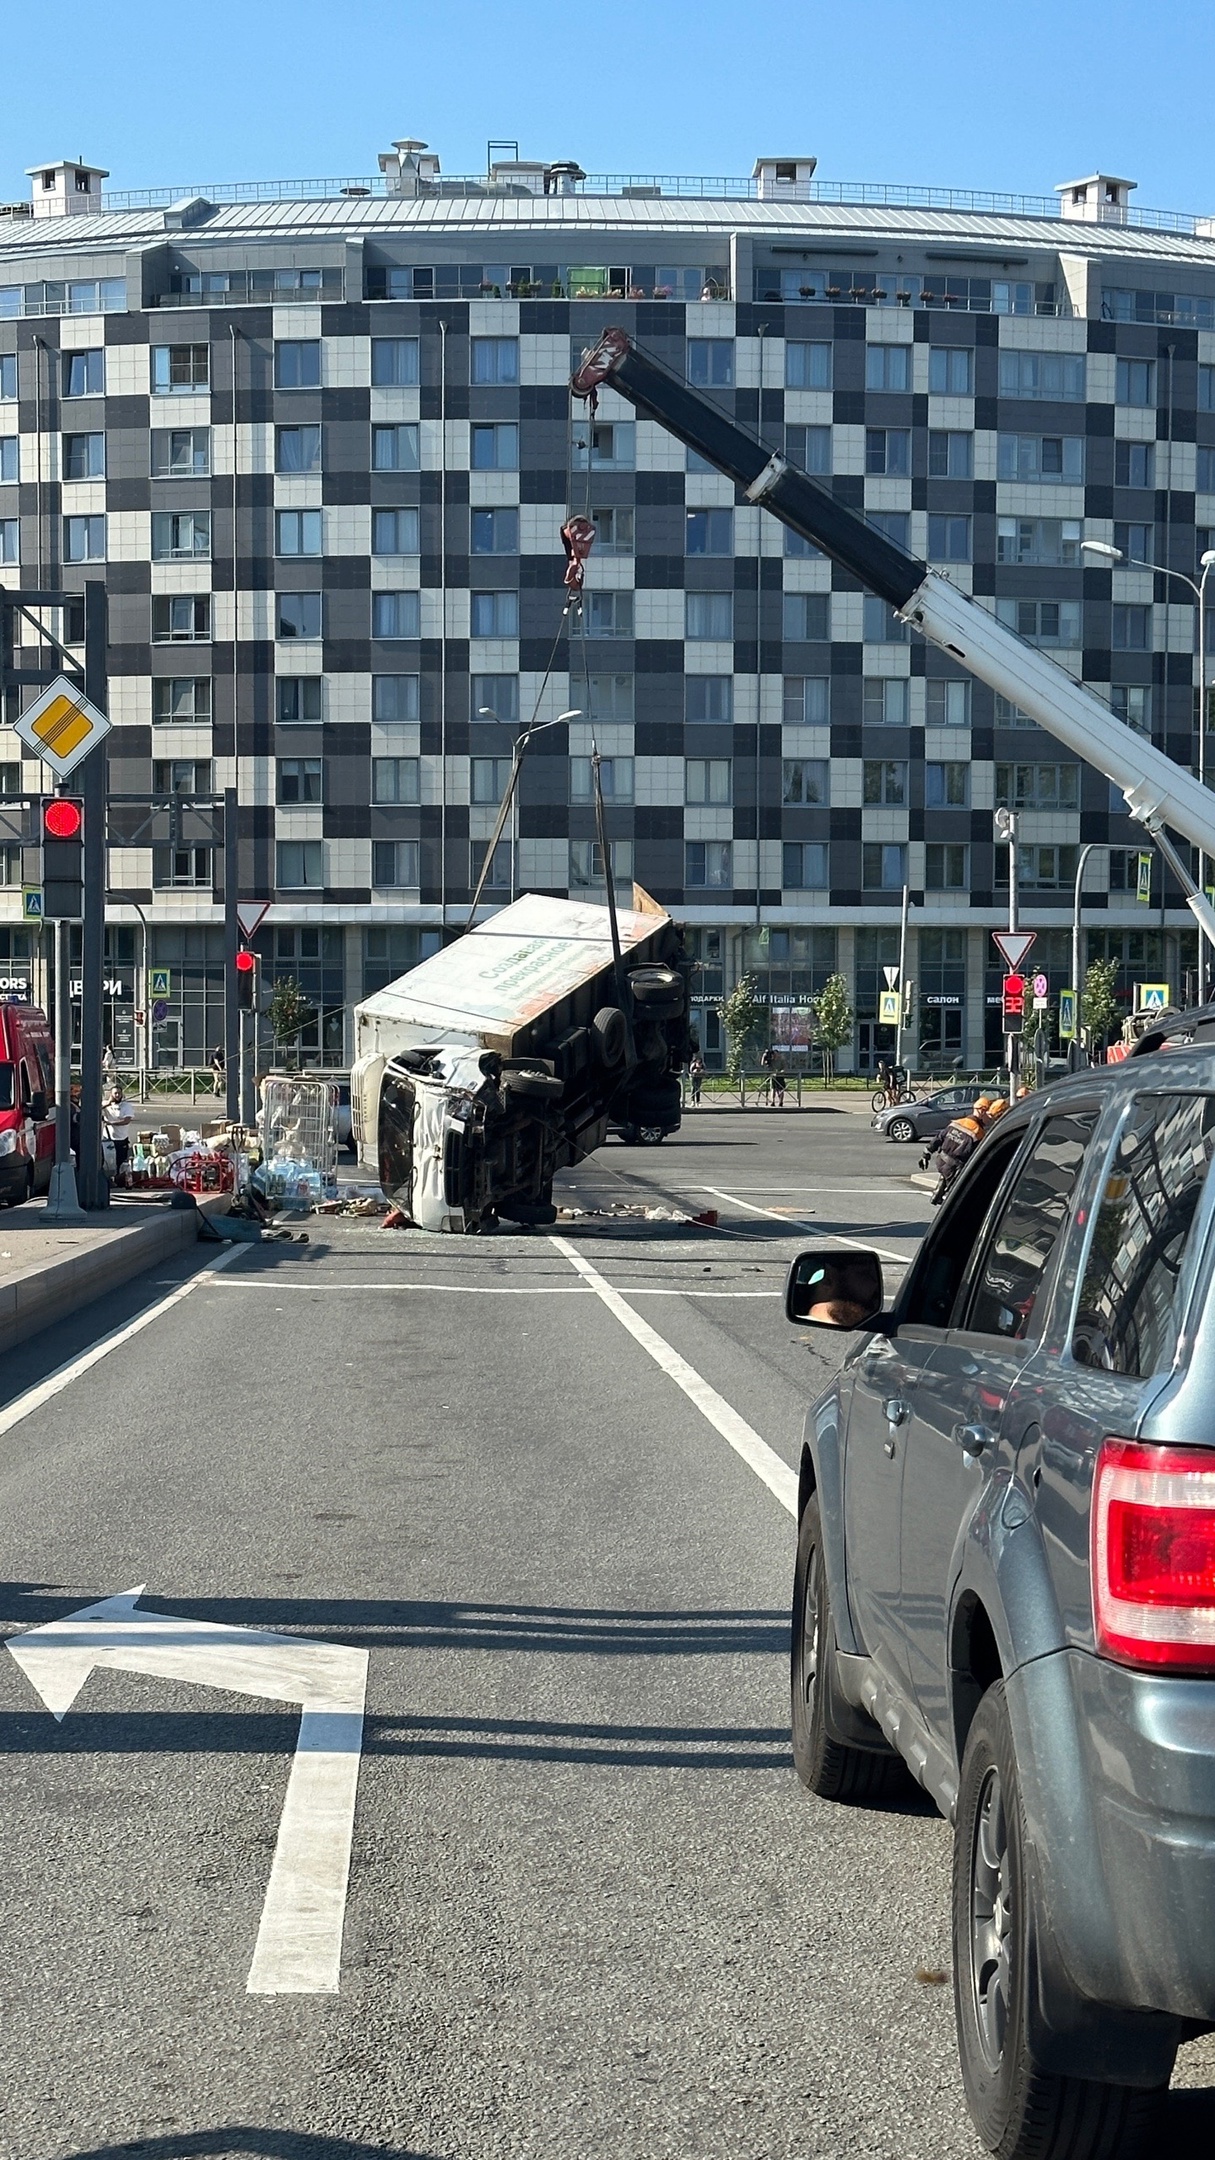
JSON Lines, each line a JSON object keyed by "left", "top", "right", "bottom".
{"left": 1082, "top": 539, "right": 1215, "bottom": 997}
{"left": 1069, "top": 841, "right": 1097, "bottom": 1070}
{"left": 474, "top": 707, "right": 581, "bottom": 910}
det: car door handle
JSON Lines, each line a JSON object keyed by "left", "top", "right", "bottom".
{"left": 884, "top": 1398, "right": 908, "bottom": 1426}
{"left": 955, "top": 1422, "right": 995, "bottom": 1456}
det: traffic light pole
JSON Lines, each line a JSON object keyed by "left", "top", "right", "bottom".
{"left": 76, "top": 581, "right": 108, "bottom": 1208}
{"left": 223, "top": 787, "right": 240, "bottom": 1121}
{"left": 46, "top": 914, "right": 85, "bottom": 1224}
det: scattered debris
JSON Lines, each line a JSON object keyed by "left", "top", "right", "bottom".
{"left": 915, "top": 1967, "right": 949, "bottom": 1986}
{"left": 382, "top": 1206, "right": 409, "bottom": 1230}
{"left": 690, "top": 1208, "right": 719, "bottom": 1227}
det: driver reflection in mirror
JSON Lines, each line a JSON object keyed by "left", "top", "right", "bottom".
{"left": 796, "top": 1254, "right": 880, "bottom": 1328}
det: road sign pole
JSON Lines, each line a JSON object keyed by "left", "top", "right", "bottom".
{"left": 224, "top": 788, "right": 240, "bottom": 1121}
{"left": 76, "top": 581, "right": 108, "bottom": 1208}
{"left": 45, "top": 915, "right": 85, "bottom": 1224}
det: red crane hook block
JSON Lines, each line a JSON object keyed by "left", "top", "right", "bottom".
{"left": 561, "top": 514, "right": 598, "bottom": 593}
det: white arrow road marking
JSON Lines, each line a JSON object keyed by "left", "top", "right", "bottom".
{"left": 7, "top": 1586, "right": 368, "bottom": 1996}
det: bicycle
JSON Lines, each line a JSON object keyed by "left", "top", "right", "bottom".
{"left": 870, "top": 1079, "right": 920, "bottom": 1113}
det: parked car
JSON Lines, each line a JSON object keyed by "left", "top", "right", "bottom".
{"left": 0, "top": 1003, "right": 55, "bottom": 1206}
{"left": 786, "top": 1024, "right": 1215, "bottom": 2159}
{"left": 871, "top": 1080, "right": 984, "bottom": 1143}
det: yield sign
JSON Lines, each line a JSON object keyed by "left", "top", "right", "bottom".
{"left": 992, "top": 930, "right": 1036, "bottom": 972}
{"left": 882, "top": 965, "right": 900, "bottom": 989}
{"left": 237, "top": 902, "right": 270, "bottom": 940}
{"left": 7, "top": 1586, "right": 367, "bottom": 1996}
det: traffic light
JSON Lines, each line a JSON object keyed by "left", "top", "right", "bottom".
{"left": 1003, "top": 972, "right": 1025, "bottom": 1020}
{"left": 41, "top": 795, "right": 84, "bottom": 919}
{"left": 235, "top": 947, "right": 257, "bottom": 1011}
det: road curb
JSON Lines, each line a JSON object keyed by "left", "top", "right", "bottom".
{"left": 0, "top": 1197, "right": 225, "bottom": 1358}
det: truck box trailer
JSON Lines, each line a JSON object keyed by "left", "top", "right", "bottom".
{"left": 351, "top": 892, "right": 692, "bottom": 1232}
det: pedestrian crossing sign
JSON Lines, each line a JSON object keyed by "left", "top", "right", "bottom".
{"left": 149, "top": 967, "right": 171, "bottom": 997}
{"left": 21, "top": 886, "right": 43, "bottom": 921}
{"left": 1135, "top": 983, "right": 1170, "bottom": 1012}
{"left": 879, "top": 990, "right": 900, "bottom": 1025}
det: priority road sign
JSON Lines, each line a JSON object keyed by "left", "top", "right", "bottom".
{"left": 1136, "top": 983, "right": 1170, "bottom": 1012}
{"left": 21, "top": 886, "right": 43, "bottom": 921}
{"left": 13, "top": 675, "right": 111, "bottom": 782}
{"left": 992, "top": 929, "right": 1036, "bottom": 972}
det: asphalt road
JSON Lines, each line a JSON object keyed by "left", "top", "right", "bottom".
{"left": 1, "top": 1101, "right": 1213, "bottom": 2160}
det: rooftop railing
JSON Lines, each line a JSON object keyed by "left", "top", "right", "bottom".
{"left": 91, "top": 171, "right": 1215, "bottom": 239}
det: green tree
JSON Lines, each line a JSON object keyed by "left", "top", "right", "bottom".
{"left": 1081, "top": 957, "right": 1121, "bottom": 1055}
{"left": 266, "top": 975, "right": 314, "bottom": 1065}
{"left": 720, "top": 972, "right": 766, "bottom": 1086}
{"left": 812, "top": 973, "right": 854, "bottom": 1085}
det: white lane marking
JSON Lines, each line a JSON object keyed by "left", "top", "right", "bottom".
{"left": 550, "top": 1236, "right": 796, "bottom": 1517}
{"left": 693, "top": 1185, "right": 914, "bottom": 1195}
{"left": 192, "top": 1280, "right": 778, "bottom": 1300}
{"left": 7, "top": 1585, "right": 367, "bottom": 1997}
{"left": 0, "top": 1241, "right": 247, "bottom": 1444}
{"left": 701, "top": 1188, "right": 914, "bottom": 1269}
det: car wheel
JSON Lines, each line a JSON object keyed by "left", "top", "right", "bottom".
{"left": 791, "top": 1494, "right": 907, "bottom": 1803}
{"left": 953, "top": 1683, "right": 1170, "bottom": 2160}
{"left": 14, "top": 1164, "right": 34, "bottom": 1207}
{"left": 637, "top": 1125, "right": 665, "bottom": 1145}
{"left": 887, "top": 1116, "right": 916, "bottom": 1143}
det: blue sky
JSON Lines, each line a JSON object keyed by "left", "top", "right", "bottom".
{"left": 5, "top": 0, "right": 1213, "bottom": 213}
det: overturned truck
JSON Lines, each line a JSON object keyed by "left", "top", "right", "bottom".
{"left": 351, "top": 892, "right": 692, "bottom": 1231}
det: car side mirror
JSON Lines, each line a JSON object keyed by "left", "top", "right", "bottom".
{"left": 785, "top": 1248, "right": 884, "bottom": 1331}
{"left": 26, "top": 1091, "right": 47, "bottom": 1122}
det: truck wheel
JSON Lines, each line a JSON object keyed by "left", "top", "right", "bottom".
{"left": 501, "top": 1069, "right": 564, "bottom": 1102}
{"left": 791, "top": 1495, "right": 906, "bottom": 1803}
{"left": 637, "top": 1125, "right": 666, "bottom": 1145}
{"left": 591, "top": 1006, "right": 627, "bottom": 1069}
{"left": 953, "top": 1683, "right": 1170, "bottom": 2160}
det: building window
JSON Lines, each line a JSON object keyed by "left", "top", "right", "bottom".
{"left": 277, "top": 840, "right": 325, "bottom": 888}
{"left": 1114, "top": 521, "right": 1154, "bottom": 565}
{"left": 471, "top": 422, "right": 518, "bottom": 470}
{"left": 994, "top": 598, "right": 1081, "bottom": 647}
{"left": 277, "top": 757, "right": 323, "bottom": 804}
{"left": 470, "top": 337, "right": 518, "bottom": 384}
{"left": 1115, "top": 441, "right": 1154, "bottom": 488}
{"left": 276, "top": 677, "right": 323, "bottom": 724}
{"left": 570, "top": 756, "right": 633, "bottom": 803}
{"left": 994, "top": 693, "right": 1034, "bottom": 727}
{"left": 277, "top": 592, "right": 322, "bottom": 640}
{"left": 469, "top": 591, "right": 519, "bottom": 639}
{"left": 1112, "top": 603, "right": 1151, "bottom": 650}
{"left": 151, "top": 344, "right": 207, "bottom": 393}
{"left": 472, "top": 839, "right": 513, "bottom": 891}
{"left": 781, "top": 758, "right": 828, "bottom": 804}
{"left": 152, "top": 427, "right": 210, "bottom": 477}
{"left": 687, "top": 339, "right": 733, "bottom": 386}
{"left": 275, "top": 341, "right": 321, "bottom": 390}
{"left": 684, "top": 840, "right": 731, "bottom": 889}
{"left": 997, "top": 433, "right": 1084, "bottom": 483}
{"left": 471, "top": 507, "right": 519, "bottom": 554}
{"left": 62, "top": 431, "right": 104, "bottom": 480}
{"left": 151, "top": 510, "right": 210, "bottom": 560}
{"left": 1199, "top": 447, "right": 1215, "bottom": 494}
{"left": 570, "top": 838, "right": 633, "bottom": 889}
{"left": 371, "top": 338, "right": 419, "bottom": 386}
{"left": 470, "top": 755, "right": 512, "bottom": 804}
{"left": 863, "top": 677, "right": 909, "bottom": 724}
{"left": 866, "top": 343, "right": 911, "bottom": 392}
{"left": 585, "top": 591, "right": 634, "bottom": 639}
{"left": 372, "top": 507, "right": 420, "bottom": 555}
{"left": 998, "top": 351, "right": 1085, "bottom": 401}
{"left": 64, "top": 513, "right": 105, "bottom": 561}
{"left": 153, "top": 678, "right": 211, "bottom": 725}
{"left": 0, "top": 518, "right": 18, "bottom": 563}
{"left": 786, "top": 424, "right": 831, "bottom": 475}
{"left": 63, "top": 349, "right": 104, "bottom": 398}
{"left": 925, "top": 679, "right": 970, "bottom": 726}
{"left": 783, "top": 593, "right": 830, "bottom": 641}
{"left": 995, "top": 762, "right": 1080, "bottom": 810}
{"left": 0, "top": 438, "right": 19, "bottom": 483}
{"left": 863, "top": 596, "right": 909, "bottom": 645}
{"left": 928, "top": 346, "right": 974, "bottom": 395}
{"left": 783, "top": 841, "right": 829, "bottom": 889}
{"left": 372, "top": 590, "right": 421, "bottom": 639}
{"left": 153, "top": 595, "right": 211, "bottom": 642}
{"left": 373, "top": 840, "right": 421, "bottom": 888}
{"left": 925, "top": 843, "right": 969, "bottom": 889}
{"left": 572, "top": 419, "right": 635, "bottom": 470}
{"left": 782, "top": 676, "right": 829, "bottom": 724}
{"left": 1200, "top": 364, "right": 1215, "bottom": 413}
{"left": 154, "top": 846, "right": 211, "bottom": 888}
{"left": 928, "top": 514, "right": 972, "bottom": 562}
{"left": 590, "top": 506, "right": 634, "bottom": 554}
{"left": 928, "top": 430, "right": 973, "bottom": 479}
{"left": 153, "top": 757, "right": 211, "bottom": 797}
{"left": 865, "top": 428, "right": 910, "bottom": 475}
{"left": 0, "top": 355, "right": 15, "bottom": 400}
{"left": 863, "top": 759, "right": 906, "bottom": 805}
{"left": 1001, "top": 843, "right": 1078, "bottom": 892}
{"left": 581, "top": 673, "right": 631, "bottom": 723}
{"left": 862, "top": 842, "right": 908, "bottom": 889}
{"left": 276, "top": 424, "right": 321, "bottom": 473}
{"left": 686, "top": 676, "right": 732, "bottom": 723}
{"left": 471, "top": 674, "right": 517, "bottom": 725}
{"left": 926, "top": 760, "right": 969, "bottom": 806}
{"left": 1116, "top": 357, "right": 1156, "bottom": 407}
{"left": 685, "top": 757, "right": 732, "bottom": 804}
{"left": 372, "top": 423, "right": 420, "bottom": 471}
{"left": 785, "top": 342, "right": 832, "bottom": 389}
{"left": 373, "top": 756, "right": 420, "bottom": 803}
{"left": 786, "top": 526, "right": 820, "bottom": 563}
{"left": 1111, "top": 684, "right": 1151, "bottom": 734}
{"left": 686, "top": 508, "right": 733, "bottom": 555}
{"left": 996, "top": 516, "right": 1082, "bottom": 566}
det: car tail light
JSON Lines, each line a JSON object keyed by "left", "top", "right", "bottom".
{"left": 1092, "top": 1438, "right": 1215, "bottom": 1671}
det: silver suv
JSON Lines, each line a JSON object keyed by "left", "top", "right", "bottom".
{"left": 786, "top": 1027, "right": 1215, "bottom": 2158}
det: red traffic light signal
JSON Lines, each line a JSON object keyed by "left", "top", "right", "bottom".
{"left": 234, "top": 949, "right": 255, "bottom": 974}
{"left": 1003, "top": 972, "right": 1025, "bottom": 1019}
{"left": 44, "top": 796, "right": 83, "bottom": 839}
{"left": 41, "top": 795, "right": 84, "bottom": 918}
{"left": 235, "top": 946, "right": 258, "bottom": 1010}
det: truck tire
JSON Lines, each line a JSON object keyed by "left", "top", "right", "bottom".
{"left": 622, "top": 1074, "right": 681, "bottom": 1125}
{"left": 627, "top": 966, "right": 684, "bottom": 1018}
{"left": 791, "top": 1495, "right": 907, "bottom": 1803}
{"left": 591, "top": 1006, "right": 627, "bottom": 1070}
{"left": 501, "top": 1069, "right": 564, "bottom": 1102}
{"left": 953, "top": 1683, "right": 1171, "bottom": 2160}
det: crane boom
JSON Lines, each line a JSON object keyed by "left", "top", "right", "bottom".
{"left": 571, "top": 329, "right": 1215, "bottom": 927}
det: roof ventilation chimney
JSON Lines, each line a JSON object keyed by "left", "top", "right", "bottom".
{"left": 25, "top": 157, "right": 109, "bottom": 218}
{"left": 379, "top": 138, "right": 440, "bottom": 198}
{"left": 1055, "top": 172, "right": 1135, "bottom": 225}
{"left": 752, "top": 156, "right": 817, "bottom": 202}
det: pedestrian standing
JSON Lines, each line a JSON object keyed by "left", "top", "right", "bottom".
{"left": 210, "top": 1044, "right": 226, "bottom": 1096}
{"left": 103, "top": 1082, "right": 136, "bottom": 1186}
{"left": 101, "top": 1043, "right": 118, "bottom": 1085}
{"left": 689, "top": 1054, "right": 705, "bottom": 1106}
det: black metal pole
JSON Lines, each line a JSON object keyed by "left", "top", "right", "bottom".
{"left": 77, "top": 580, "right": 108, "bottom": 1208}
{"left": 224, "top": 786, "right": 240, "bottom": 1120}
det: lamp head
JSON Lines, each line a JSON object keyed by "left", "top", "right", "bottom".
{"left": 1081, "top": 540, "right": 1124, "bottom": 563}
